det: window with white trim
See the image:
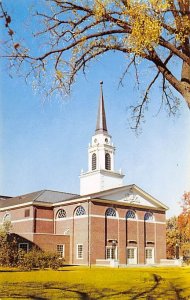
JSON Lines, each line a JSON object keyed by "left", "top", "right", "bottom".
{"left": 57, "top": 244, "right": 65, "bottom": 258}
{"left": 57, "top": 209, "right": 66, "bottom": 218}
{"left": 106, "top": 246, "right": 117, "bottom": 260}
{"left": 75, "top": 206, "right": 86, "bottom": 216}
{"left": 77, "top": 244, "right": 83, "bottom": 259}
{"left": 105, "top": 153, "right": 111, "bottom": 170}
{"left": 126, "top": 210, "right": 136, "bottom": 219}
{"left": 92, "top": 153, "right": 96, "bottom": 170}
{"left": 18, "top": 243, "right": 29, "bottom": 252}
{"left": 105, "top": 207, "right": 116, "bottom": 217}
{"left": 127, "top": 248, "right": 135, "bottom": 259}
{"left": 146, "top": 248, "right": 153, "bottom": 259}
{"left": 144, "top": 212, "right": 153, "bottom": 221}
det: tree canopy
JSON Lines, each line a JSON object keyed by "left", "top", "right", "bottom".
{"left": 166, "top": 192, "right": 190, "bottom": 259}
{"left": 1, "top": 0, "right": 190, "bottom": 128}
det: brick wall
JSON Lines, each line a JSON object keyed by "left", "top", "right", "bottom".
{"left": 33, "top": 234, "right": 70, "bottom": 264}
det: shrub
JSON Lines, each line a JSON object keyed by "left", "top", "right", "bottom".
{"left": 0, "top": 223, "right": 64, "bottom": 270}
{"left": 0, "top": 222, "right": 20, "bottom": 267}
{"left": 18, "top": 248, "right": 63, "bottom": 271}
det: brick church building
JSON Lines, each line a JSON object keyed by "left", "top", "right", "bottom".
{"left": 0, "top": 82, "right": 168, "bottom": 266}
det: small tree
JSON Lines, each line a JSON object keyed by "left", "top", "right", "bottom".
{"left": 166, "top": 192, "right": 190, "bottom": 260}
{"left": 178, "top": 192, "right": 190, "bottom": 258}
{"left": 166, "top": 216, "right": 180, "bottom": 259}
{"left": 0, "top": 221, "right": 19, "bottom": 266}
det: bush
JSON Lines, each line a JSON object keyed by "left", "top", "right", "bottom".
{"left": 0, "top": 223, "right": 64, "bottom": 270}
{"left": 18, "top": 248, "right": 64, "bottom": 271}
{"left": 0, "top": 236, "right": 20, "bottom": 267}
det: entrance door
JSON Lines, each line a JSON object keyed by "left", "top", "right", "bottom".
{"left": 127, "top": 247, "right": 137, "bottom": 264}
{"left": 145, "top": 247, "right": 154, "bottom": 264}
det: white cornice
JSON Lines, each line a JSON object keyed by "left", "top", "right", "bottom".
{"left": 0, "top": 202, "right": 33, "bottom": 211}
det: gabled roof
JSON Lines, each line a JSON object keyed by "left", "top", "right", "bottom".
{"left": 85, "top": 184, "right": 169, "bottom": 210}
{"left": 0, "top": 185, "right": 168, "bottom": 211}
{"left": 0, "top": 190, "right": 79, "bottom": 209}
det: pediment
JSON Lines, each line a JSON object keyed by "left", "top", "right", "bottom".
{"left": 92, "top": 185, "right": 168, "bottom": 210}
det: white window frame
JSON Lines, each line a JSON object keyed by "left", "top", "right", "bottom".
{"left": 18, "top": 243, "right": 29, "bottom": 252}
{"left": 145, "top": 247, "right": 155, "bottom": 264}
{"left": 75, "top": 206, "right": 86, "bottom": 216}
{"left": 57, "top": 244, "right": 65, "bottom": 258}
{"left": 105, "top": 152, "right": 111, "bottom": 170}
{"left": 126, "top": 210, "right": 136, "bottom": 219}
{"left": 126, "top": 247, "right": 138, "bottom": 264}
{"left": 105, "top": 207, "right": 117, "bottom": 217}
{"left": 77, "top": 244, "right": 83, "bottom": 259}
{"left": 106, "top": 246, "right": 117, "bottom": 260}
{"left": 57, "top": 209, "right": 67, "bottom": 219}
{"left": 92, "top": 153, "right": 96, "bottom": 170}
{"left": 144, "top": 212, "right": 154, "bottom": 222}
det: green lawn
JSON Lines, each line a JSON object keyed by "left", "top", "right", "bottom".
{"left": 0, "top": 266, "right": 190, "bottom": 299}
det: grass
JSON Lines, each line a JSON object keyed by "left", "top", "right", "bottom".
{"left": 0, "top": 266, "right": 190, "bottom": 299}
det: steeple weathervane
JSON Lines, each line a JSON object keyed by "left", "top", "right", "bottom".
{"left": 96, "top": 81, "right": 108, "bottom": 134}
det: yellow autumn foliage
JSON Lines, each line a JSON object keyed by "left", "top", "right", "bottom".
{"left": 127, "top": 5, "right": 161, "bottom": 54}
{"left": 56, "top": 70, "right": 63, "bottom": 79}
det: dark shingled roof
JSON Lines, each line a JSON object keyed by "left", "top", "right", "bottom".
{"left": 0, "top": 190, "right": 79, "bottom": 209}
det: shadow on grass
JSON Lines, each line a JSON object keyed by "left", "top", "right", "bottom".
{"left": 131, "top": 273, "right": 162, "bottom": 299}
{"left": 0, "top": 266, "right": 77, "bottom": 273}
{"left": 0, "top": 269, "right": 22, "bottom": 273}
{"left": 0, "top": 274, "right": 187, "bottom": 299}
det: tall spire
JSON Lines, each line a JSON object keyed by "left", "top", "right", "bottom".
{"left": 96, "top": 81, "right": 108, "bottom": 133}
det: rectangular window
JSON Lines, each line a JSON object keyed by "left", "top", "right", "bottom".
{"left": 18, "top": 243, "right": 29, "bottom": 252}
{"left": 106, "top": 246, "right": 117, "bottom": 260}
{"left": 127, "top": 247, "right": 137, "bottom": 264}
{"left": 77, "top": 244, "right": 83, "bottom": 259}
{"left": 24, "top": 209, "right": 30, "bottom": 217}
{"left": 146, "top": 248, "right": 153, "bottom": 259}
{"left": 57, "top": 244, "right": 65, "bottom": 258}
{"left": 127, "top": 248, "right": 135, "bottom": 259}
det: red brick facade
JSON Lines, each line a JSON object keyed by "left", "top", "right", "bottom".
{"left": 0, "top": 186, "right": 167, "bottom": 266}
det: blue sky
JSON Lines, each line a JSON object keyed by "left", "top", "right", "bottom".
{"left": 0, "top": 1, "right": 190, "bottom": 217}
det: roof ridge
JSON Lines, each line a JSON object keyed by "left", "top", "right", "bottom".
{"left": 32, "top": 190, "right": 46, "bottom": 202}
{"left": 43, "top": 189, "right": 79, "bottom": 195}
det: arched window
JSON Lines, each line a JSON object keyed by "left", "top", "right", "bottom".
{"left": 75, "top": 206, "right": 86, "bottom": 216}
{"left": 57, "top": 209, "right": 66, "bottom": 218}
{"left": 105, "top": 208, "right": 116, "bottom": 217}
{"left": 105, "top": 153, "right": 111, "bottom": 170}
{"left": 92, "top": 153, "right": 96, "bottom": 170}
{"left": 126, "top": 210, "right": 136, "bottom": 219}
{"left": 144, "top": 212, "right": 153, "bottom": 221}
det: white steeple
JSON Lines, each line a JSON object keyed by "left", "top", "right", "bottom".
{"left": 80, "top": 82, "right": 124, "bottom": 195}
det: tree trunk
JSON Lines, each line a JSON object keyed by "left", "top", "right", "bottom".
{"left": 181, "top": 83, "right": 190, "bottom": 108}
{"left": 181, "top": 60, "right": 190, "bottom": 108}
